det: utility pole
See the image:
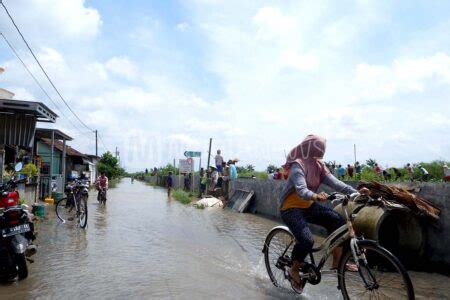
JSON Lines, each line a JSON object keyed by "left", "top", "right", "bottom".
{"left": 95, "top": 130, "right": 98, "bottom": 157}
{"left": 115, "top": 146, "right": 118, "bottom": 158}
{"left": 207, "top": 138, "right": 212, "bottom": 169}
{"left": 354, "top": 144, "right": 357, "bottom": 165}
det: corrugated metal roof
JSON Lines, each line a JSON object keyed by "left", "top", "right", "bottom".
{"left": 0, "top": 99, "right": 57, "bottom": 122}
{"left": 0, "top": 113, "right": 36, "bottom": 147}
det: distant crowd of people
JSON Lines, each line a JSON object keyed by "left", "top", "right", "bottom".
{"left": 265, "top": 161, "right": 441, "bottom": 182}
{"left": 326, "top": 161, "right": 431, "bottom": 181}
{"left": 199, "top": 149, "right": 240, "bottom": 197}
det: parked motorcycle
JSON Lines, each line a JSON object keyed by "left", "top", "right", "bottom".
{"left": 0, "top": 163, "right": 37, "bottom": 281}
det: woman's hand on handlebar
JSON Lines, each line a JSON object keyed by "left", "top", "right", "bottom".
{"left": 314, "top": 192, "right": 329, "bottom": 201}
{"left": 358, "top": 187, "right": 370, "bottom": 195}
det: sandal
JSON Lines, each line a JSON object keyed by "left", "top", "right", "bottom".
{"left": 330, "top": 263, "right": 359, "bottom": 272}
{"left": 288, "top": 269, "right": 304, "bottom": 294}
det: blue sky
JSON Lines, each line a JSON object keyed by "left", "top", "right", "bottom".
{"left": 1, "top": 0, "right": 449, "bottom": 171}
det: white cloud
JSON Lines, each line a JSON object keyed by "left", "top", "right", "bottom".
{"left": 105, "top": 57, "right": 138, "bottom": 80}
{"left": 252, "top": 7, "right": 295, "bottom": 40}
{"left": 354, "top": 52, "right": 450, "bottom": 100}
{"left": 0, "top": 0, "right": 102, "bottom": 41}
{"left": 280, "top": 49, "right": 318, "bottom": 71}
{"left": 176, "top": 22, "right": 190, "bottom": 31}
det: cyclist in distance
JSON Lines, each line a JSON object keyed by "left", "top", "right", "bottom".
{"left": 95, "top": 171, "right": 109, "bottom": 201}
{"left": 278, "top": 134, "right": 369, "bottom": 292}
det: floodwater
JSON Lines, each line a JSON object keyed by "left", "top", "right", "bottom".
{"left": 0, "top": 180, "right": 448, "bottom": 299}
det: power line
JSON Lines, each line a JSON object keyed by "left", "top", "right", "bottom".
{"left": 0, "top": 32, "right": 89, "bottom": 136}
{"left": 1, "top": 0, "right": 94, "bottom": 132}
{"left": 97, "top": 133, "right": 110, "bottom": 153}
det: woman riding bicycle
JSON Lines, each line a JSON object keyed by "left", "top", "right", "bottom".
{"left": 278, "top": 134, "right": 369, "bottom": 292}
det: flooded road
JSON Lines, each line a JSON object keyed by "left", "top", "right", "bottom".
{"left": 1, "top": 180, "right": 449, "bottom": 299}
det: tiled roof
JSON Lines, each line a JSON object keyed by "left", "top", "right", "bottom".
{"left": 40, "top": 138, "right": 85, "bottom": 157}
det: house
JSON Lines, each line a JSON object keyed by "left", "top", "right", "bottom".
{"left": 35, "top": 128, "right": 96, "bottom": 198}
{"left": 0, "top": 98, "right": 57, "bottom": 203}
{"left": 85, "top": 154, "right": 100, "bottom": 185}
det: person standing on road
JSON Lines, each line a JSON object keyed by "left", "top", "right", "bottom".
{"left": 346, "top": 164, "right": 354, "bottom": 178}
{"left": 373, "top": 163, "right": 382, "bottom": 176}
{"left": 337, "top": 165, "right": 345, "bottom": 179}
{"left": 215, "top": 150, "right": 224, "bottom": 174}
{"left": 443, "top": 165, "right": 450, "bottom": 182}
{"left": 200, "top": 169, "right": 207, "bottom": 195}
{"left": 354, "top": 162, "right": 362, "bottom": 180}
{"left": 184, "top": 173, "right": 191, "bottom": 191}
{"left": 229, "top": 159, "right": 238, "bottom": 180}
{"left": 167, "top": 172, "right": 173, "bottom": 197}
{"left": 406, "top": 163, "right": 414, "bottom": 180}
{"left": 95, "top": 171, "right": 109, "bottom": 201}
{"left": 209, "top": 166, "right": 219, "bottom": 191}
{"left": 273, "top": 168, "right": 282, "bottom": 180}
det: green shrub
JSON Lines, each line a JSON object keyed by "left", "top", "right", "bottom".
{"left": 360, "top": 167, "right": 382, "bottom": 182}
{"left": 172, "top": 189, "right": 192, "bottom": 204}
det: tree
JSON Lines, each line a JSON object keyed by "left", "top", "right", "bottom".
{"left": 97, "top": 151, "right": 124, "bottom": 178}
{"left": 246, "top": 164, "right": 255, "bottom": 172}
{"left": 366, "top": 159, "right": 377, "bottom": 168}
{"left": 266, "top": 164, "right": 276, "bottom": 173}
{"left": 158, "top": 164, "right": 178, "bottom": 176}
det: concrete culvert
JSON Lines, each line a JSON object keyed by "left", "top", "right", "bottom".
{"left": 334, "top": 203, "right": 426, "bottom": 268}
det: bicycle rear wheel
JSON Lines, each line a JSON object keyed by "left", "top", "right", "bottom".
{"left": 56, "top": 197, "right": 76, "bottom": 223}
{"left": 78, "top": 196, "right": 88, "bottom": 229}
{"left": 338, "top": 240, "right": 414, "bottom": 299}
{"left": 263, "top": 227, "right": 296, "bottom": 290}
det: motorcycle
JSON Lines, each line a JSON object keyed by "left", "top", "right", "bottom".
{"left": 0, "top": 163, "right": 37, "bottom": 281}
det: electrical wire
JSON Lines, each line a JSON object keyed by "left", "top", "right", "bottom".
{"left": 98, "top": 133, "right": 110, "bottom": 153}
{"left": 1, "top": 0, "right": 94, "bottom": 132}
{"left": 0, "top": 32, "right": 90, "bottom": 136}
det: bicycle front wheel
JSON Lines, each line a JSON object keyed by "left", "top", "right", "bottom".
{"left": 78, "top": 196, "right": 88, "bottom": 229}
{"left": 263, "top": 227, "right": 296, "bottom": 290}
{"left": 56, "top": 197, "right": 76, "bottom": 223}
{"left": 338, "top": 240, "right": 414, "bottom": 300}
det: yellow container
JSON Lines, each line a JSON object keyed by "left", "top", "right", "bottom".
{"left": 44, "top": 197, "right": 54, "bottom": 205}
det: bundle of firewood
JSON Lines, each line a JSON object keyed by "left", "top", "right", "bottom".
{"left": 358, "top": 181, "right": 440, "bottom": 220}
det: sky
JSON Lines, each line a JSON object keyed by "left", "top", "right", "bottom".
{"left": 0, "top": 0, "right": 449, "bottom": 172}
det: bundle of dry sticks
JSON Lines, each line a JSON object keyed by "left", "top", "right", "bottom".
{"left": 358, "top": 181, "right": 440, "bottom": 220}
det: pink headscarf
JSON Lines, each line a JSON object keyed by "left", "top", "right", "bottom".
{"left": 283, "top": 134, "right": 330, "bottom": 192}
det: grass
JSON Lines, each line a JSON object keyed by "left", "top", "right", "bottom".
{"left": 194, "top": 203, "right": 205, "bottom": 209}
{"left": 19, "top": 197, "right": 26, "bottom": 205}
{"left": 109, "top": 178, "right": 121, "bottom": 188}
{"left": 172, "top": 189, "right": 196, "bottom": 204}
{"left": 146, "top": 181, "right": 157, "bottom": 186}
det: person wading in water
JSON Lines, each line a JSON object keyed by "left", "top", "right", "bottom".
{"left": 278, "top": 135, "right": 369, "bottom": 293}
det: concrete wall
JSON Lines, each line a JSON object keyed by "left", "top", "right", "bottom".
{"left": 143, "top": 175, "right": 201, "bottom": 191}
{"left": 17, "top": 183, "right": 37, "bottom": 205}
{"left": 230, "top": 178, "right": 450, "bottom": 268}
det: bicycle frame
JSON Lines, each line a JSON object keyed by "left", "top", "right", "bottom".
{"left": 268, "top": 193, "right": 365, "bottom": 273}
{"left": 67, "top": 191, "right": 81, "bottom": 218}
